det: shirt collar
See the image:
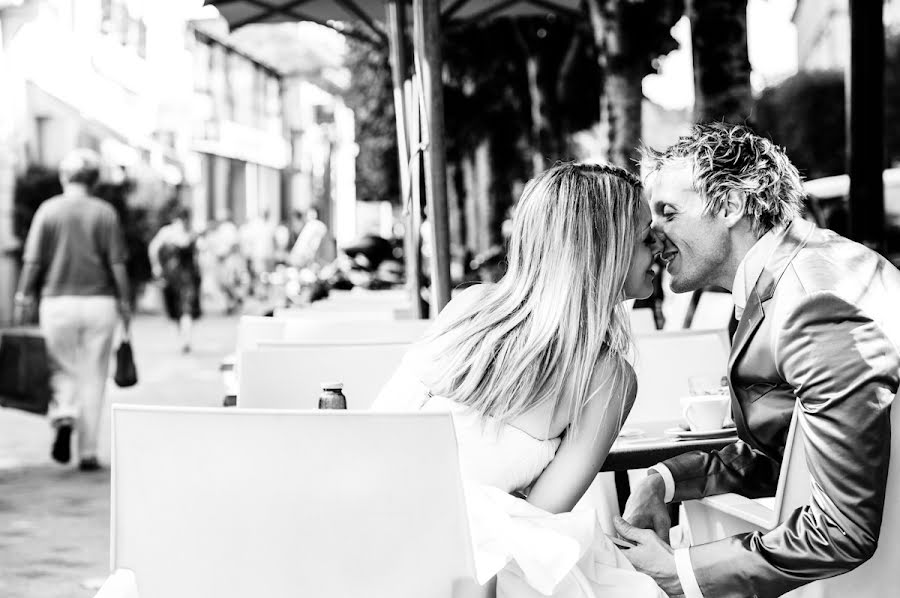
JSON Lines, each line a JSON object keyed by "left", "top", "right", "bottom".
{"left": 732, "top": 227, "right": 785, "bottom": 320}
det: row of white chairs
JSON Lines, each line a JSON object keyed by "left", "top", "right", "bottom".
{"left": 236, "top": 311, "right": 731, "bottom": 420}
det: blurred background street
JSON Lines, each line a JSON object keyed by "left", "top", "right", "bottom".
{"left": 2, "top": 0, "right": 900, "bottom": 595}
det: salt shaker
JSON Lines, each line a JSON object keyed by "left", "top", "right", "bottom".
{"left": 318, "top": 382, "right": 347, "bottom": 409}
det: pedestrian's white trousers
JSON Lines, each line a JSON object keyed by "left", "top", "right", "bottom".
{"left": 39, "top": 296, "right": 119, "bottom": 459}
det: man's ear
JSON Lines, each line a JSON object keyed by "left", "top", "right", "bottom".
{"left": 719, "top": 190, "right": 747, "bottom": 229}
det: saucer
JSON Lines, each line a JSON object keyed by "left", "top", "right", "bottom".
{"left": 618, "top": 427, "right": 645, "bottom": 438}
{"left": 664, "top": 426, "right": 738, "bottom": 440}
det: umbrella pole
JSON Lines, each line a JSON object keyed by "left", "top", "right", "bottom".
{"left": 407, "top": 80, "right": 428, "bottom": 318}
{"left": 413, "top": 0, "right": 452, "bottom": 314}
{"left": 386, "top": 0, "right": 425, "bottom": 318}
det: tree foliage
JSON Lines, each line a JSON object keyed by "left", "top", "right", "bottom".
{"left": 343, "top": 15, "right": 603, "bottom": 205}
{"left": 689, "top": 0, "right": 752, "bottom": 124}
{"left": 587, "top": 0, "right": 683, "bottom": 170}
{"left": 754, "top": 70, "right": 846, "bottom": 179}
{"left": 443, "top": 17, "right": 602, "bottom": 163}
{"left": 12, "top": 165, "right": 62, "bottom": 246}
{"left": 754, "top": 34, "right": 900, "bottom": 180}
{"left": 343, "top": 41, "right": 400, "bottom": 204}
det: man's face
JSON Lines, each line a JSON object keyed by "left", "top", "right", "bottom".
{"left": 648, "top": 160, "right": 730, "bottom": 293}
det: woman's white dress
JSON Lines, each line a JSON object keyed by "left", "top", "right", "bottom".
{"left": 372, "top": 349, "right": 664, "bottom": 598}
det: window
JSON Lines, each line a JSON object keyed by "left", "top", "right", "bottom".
{"left": 99, "top": 0, "right": 147, "bottom": 59}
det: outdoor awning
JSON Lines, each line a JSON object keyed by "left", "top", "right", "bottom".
{"left": 210, "top": 0, "right": 582, "bottom": 42}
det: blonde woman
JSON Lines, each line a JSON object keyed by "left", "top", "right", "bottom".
{"left": 373, "top": 162, "right": 664, "bottom": 597}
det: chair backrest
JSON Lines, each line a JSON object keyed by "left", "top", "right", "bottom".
{"left": 238, "top": 342, "right": 410, "bottom": 410}
{"left": 308, "top": 302, "right": 402, "bottom": 316}
{"left": 110, "top": 405, "right": 476, "bottom": 598}
{"left": 321, "top": 289, "right": 410, "bottom": 305}
{"left": 237, "top": 315, "right": 287, "bottom": 348}
{"left": 235, "top": 316, "right": 287, "bottom": 379}
{"left": 772, "top": 403, "right": 810, "bottom": 524}
{"left": 273, "top": 307, "right": 397, "bottom": 321}
{"left": 778, "top": 391, "right": 900, "bottom": 597}
{"left": 281, "top": 318, "right": 432, "bottom": 344}
{"left": 628, "top": 329, "right": 731, "bottom": 424}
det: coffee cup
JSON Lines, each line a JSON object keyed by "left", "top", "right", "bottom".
{"left": 680, "top": 395, "right": 730, "bottom": 432}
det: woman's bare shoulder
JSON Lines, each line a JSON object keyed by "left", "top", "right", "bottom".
{"left": 588, "top": 353, "right": 637, "bottom": 399}
{"left": 436, "top": 284, "right": 491, "bottom": 322}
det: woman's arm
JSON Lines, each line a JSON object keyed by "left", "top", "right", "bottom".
{"left": 525, "top": 363, "right": 637, "bottom": 514}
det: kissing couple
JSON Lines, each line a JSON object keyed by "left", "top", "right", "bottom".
{"left": 374, "top": 122, "right": 900, "bottom": 598}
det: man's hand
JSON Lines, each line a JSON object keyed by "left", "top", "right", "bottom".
{"left": 614, "top": 516, "right": 684, "bottom": 597}
{"left": 623, "top": 472, "right": 671, "bottom": 542}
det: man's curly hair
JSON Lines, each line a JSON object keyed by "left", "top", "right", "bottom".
{"left": 642, "top": 122, "right": 805, "bottom": 236}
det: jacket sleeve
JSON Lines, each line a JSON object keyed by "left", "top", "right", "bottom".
{"left": 688, "top": 291, "right": 898, "bottom": 598}
{"left": 662, "top": 438, "right": 781, "bottom": 503}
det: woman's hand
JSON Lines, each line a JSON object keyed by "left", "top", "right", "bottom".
{"left": 613, "top": 516, "right": 684, "bottom": 597}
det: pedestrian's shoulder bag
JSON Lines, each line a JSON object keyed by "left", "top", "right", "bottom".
{"left": 114, "top": 327, "right": 138, "bottom": 388}
{"left": 0, "top": 327, "right": 52, "bottom": 415}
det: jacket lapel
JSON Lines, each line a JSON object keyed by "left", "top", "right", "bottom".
{"left": 728, "top": 219, "right": 815, "bottom": 372}
{"left": 727, "top": 219, "right": 816, "bottom": 439}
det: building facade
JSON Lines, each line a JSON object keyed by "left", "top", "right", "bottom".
{"left": 282, "top": 75, "right": 357, "bottom": 247}
{"left": 0, "top": 0, "right": 197, "bottom": 324}
{"left": 189, "top": 25, "right": 289, "bottom": 228}
{"left": 0, "top": 0, "right": 296, "bottom": 323}
{"left": 793, "top": 0, "right": 900, "bottom": 71}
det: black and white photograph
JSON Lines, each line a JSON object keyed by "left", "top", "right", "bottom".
{"left": 1, "top": 0, "right": 899, "bottom": 597}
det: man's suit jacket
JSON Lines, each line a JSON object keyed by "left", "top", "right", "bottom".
{"left": 662, "top": 219, "right": 900, "bottom": 598}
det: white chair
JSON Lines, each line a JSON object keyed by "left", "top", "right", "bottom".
{"left": 628, "top": 328, "right": 731, "bottom": 424}
{"left": 233, "top": 316, "right": 288, "bottom": 378}
{"left": 237, "top": 315, "right": 287, "bottom": 347}
{"left": 682, "top": 392, "right": 900, "bottom": 597}
{"left": 238, "top": 342, "right": 410, "bottom": 410}
{"left": 280, "top": 318, "right": 432, "bottom": 344}
{"left": 273, "top": 307, "right": 398, "bottom": 321}
{"left": 308, "top": 302, "right": 404, "bottom": 317}
{"left": 320, "top": 288, "right": 410, "bottom": 305}
{"left": 99, "top": 405, "right": 486, "bottom": 598}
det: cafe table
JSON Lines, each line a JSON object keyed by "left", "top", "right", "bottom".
{"left": 602, "top": 419, "right": 738, "bottom": 472}
{"left": 601, "top": 420, "right": 738, "bottom": 514}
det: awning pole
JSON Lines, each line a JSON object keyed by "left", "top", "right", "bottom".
{"left": 386, "top": 0, "right": 425, "bottom": 318}
{"left": 412, "top": 0, "right": 452, "bottom": 314}
{"left": 407, "top": 80, "right": 427, "bottom": 317}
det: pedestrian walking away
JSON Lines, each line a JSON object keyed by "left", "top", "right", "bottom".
{"left": 13, "top": 148, "right": 132, "bottom": 472}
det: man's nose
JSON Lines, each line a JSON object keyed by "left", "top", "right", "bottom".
{"left": 651, "top": 231, "right": 665, "bottom": 257}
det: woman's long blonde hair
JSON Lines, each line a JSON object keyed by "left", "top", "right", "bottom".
{"left": 423, "top": 162, "right": 644, "bottom": 431}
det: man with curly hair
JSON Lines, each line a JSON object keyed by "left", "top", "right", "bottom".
{"left": 617, "top": 123, "right": 900, "bottom": 598}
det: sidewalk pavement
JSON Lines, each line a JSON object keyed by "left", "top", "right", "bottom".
{"left": 0, "top": 314, "right": 238, "bottom": 598}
